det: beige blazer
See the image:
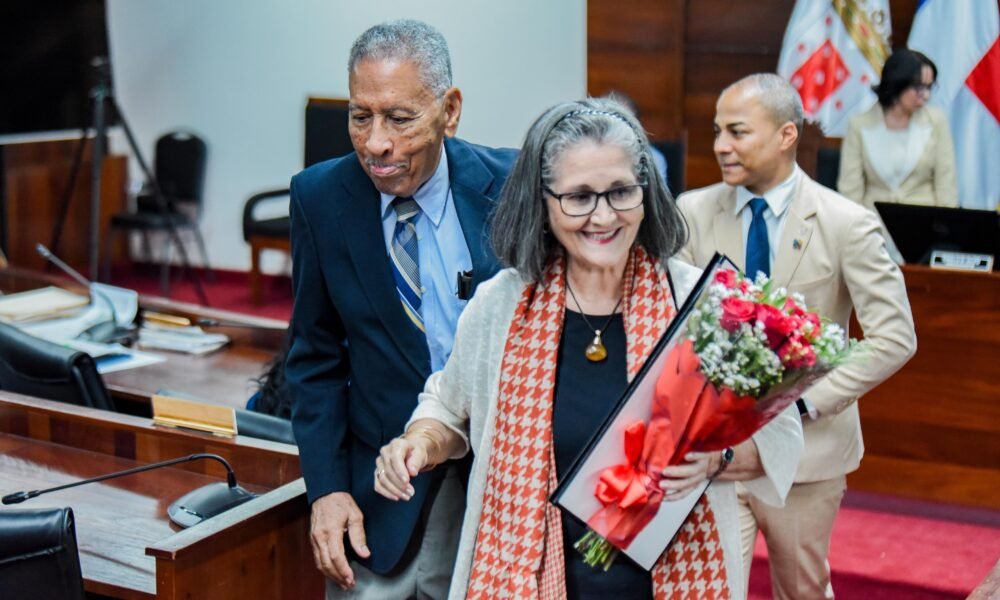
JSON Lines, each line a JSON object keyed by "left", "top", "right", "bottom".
{"left": 838, "top": 103, "right": 957, "bottom": 209}
{"left": 677, "top": 174, "right": 917, "bottom": 482}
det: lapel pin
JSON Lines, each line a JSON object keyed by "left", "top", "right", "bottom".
{"left": 792, "top": 239, "right": 802, "bottom": 250}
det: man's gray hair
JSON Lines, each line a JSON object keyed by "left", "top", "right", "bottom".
{"left": 491, "top": 97, "right": 687, "bottom": 282}
{"left": 348, "top": 19, "right": 453, "bottom": 97}
{"left": 725, "top": 73, "right": 804, "bottom": 132}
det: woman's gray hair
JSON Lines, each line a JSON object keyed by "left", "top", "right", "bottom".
{"left": 491, "top": 97, "right": 688, "bottom": 282}
{"left": 348, "top": 19, "right": 452, "bottom": 97}
{"left": 725, "top": 73, "right": 804, "bottom": 133}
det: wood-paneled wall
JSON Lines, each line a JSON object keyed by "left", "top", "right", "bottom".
{"left": 588, "top": 0, "right": 922, "bottom": 190}
{"left": 1, "top": 138, "right": 128, "bottom": 271}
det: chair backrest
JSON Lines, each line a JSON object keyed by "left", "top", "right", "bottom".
{"left": 154, "top": 131, "right": 208, "bottom": 205}
{"left": 0, "top": 322, "right": 116, "bottom": 411}
{"left": 651, "top": 136, "right": 687, "bottom": 197}
{"left": 816, "top": 147, "right": 841, "bottom": 191}
{"left": 235, "top": 409, "right": 296, "bottom": 445}
{"left": 0, "top": 507, "right": 86, "bottom": 600}
{"left": 304, "top": 97, "right": 353, "bottom": 168}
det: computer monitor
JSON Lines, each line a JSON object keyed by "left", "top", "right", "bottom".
{"left": 874, "top": 202, "right": 998, "bottom": 267}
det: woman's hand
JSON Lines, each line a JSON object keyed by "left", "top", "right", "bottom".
{"left": 659, "top": 451, "right": 720, "bottom": 502}
{"left": 374, "top": 435, "right": 431, "bottom": 501}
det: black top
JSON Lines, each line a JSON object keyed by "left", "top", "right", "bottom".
{"left": 553, "top": 310, "right": 653, "bottom": 599}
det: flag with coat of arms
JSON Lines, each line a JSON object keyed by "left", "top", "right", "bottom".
{"left": 908, "top": 0, "right": 1000, "bottom": 210}
{"left": 777, "top": 0, "right": 892, "bottom": 137}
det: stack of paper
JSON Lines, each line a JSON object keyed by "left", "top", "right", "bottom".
{"left": 0, "top": 287, "right": 89, "bottom": 322}
{"left": 137, "top": 323, "right": 230, "bottom": 355}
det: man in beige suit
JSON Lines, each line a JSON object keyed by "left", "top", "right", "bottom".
{"left": 677, "top": 73, "right": 917, "bottom": 599}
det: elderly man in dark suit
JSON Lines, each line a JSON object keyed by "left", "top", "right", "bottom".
{"left": 286, "top": 19, "right": 516, "bottom": 599}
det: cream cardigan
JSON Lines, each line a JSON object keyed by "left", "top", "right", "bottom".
{"left": 409, "top": 258, "right": 803, "bottom": 599}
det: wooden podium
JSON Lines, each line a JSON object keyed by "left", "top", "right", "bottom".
{"left": 847, "top": 265, "right": 1000, "bottom": 509}
{"left": 0, "top": 392, "right": 323, "bottom": 599}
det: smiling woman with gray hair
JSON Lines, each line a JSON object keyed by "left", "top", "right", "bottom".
{"left": 374, "top": 97, "right": 802, "bottom": 599}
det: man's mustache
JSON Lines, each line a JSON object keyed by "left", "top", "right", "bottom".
{"left": 365, "top": 159, "right": 407, "bottom": 169}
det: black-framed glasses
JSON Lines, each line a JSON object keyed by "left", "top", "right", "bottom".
{"left": 543, "top": 183, "right": 645, "bottom": 217}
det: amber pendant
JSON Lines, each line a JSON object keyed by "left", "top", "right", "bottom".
{"left": 585, "top": 331, "right": 608, "bottom": 362}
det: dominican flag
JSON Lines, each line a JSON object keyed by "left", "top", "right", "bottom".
{"left": 778, "top": 0, "right": 892, "bottom": 136}
{"left": 909, "top": 0, "right": 1000, "bottom": 210}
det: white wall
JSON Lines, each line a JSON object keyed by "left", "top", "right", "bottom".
{"left": 106, "top": 0, "right": 587, "bottom": 273}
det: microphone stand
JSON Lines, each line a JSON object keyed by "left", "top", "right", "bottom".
{"left": 2, "top": 453, "right": 256, "bottom": 529}
{"left": 36, "top": 242, "right": 136, "bottom": 345}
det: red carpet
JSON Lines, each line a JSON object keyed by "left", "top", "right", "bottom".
{"left": 749, "top": 491, "right": 1000, "bottom": 599}
{"left": 107, "top": 264, "right": 1000, "bottom": 598}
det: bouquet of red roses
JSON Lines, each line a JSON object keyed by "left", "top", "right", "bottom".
{"left": 575, "top": 267, "right": 855, "bottom": 569}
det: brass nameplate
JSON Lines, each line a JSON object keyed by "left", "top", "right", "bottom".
{"left": 152, "top": 394, "right": 237, "bottom": 438}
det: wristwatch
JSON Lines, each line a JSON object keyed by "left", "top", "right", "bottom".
{"left": 711, "top": 447, "right": 734, "bottom": 479}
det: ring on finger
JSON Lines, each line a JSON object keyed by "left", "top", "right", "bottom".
{"left": 376, "top": 468, "right": 385, "bottom": 479}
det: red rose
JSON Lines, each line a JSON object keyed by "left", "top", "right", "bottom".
{"left": 779, "top": 333, "right": 817, "bottom": 369}
{"left": 784, "top": 298, "right": 807, "bottom": 317}
{"left": 715, "top": 270, "right": 739, "bottom": 289}
{"left": 720, "top": 297, "right": 756, "bottom": 332}
{"left": 803, "top": 312, "right": 822, "bottom": 340}
{"left": 756, "top": 303, "right": 797, "bottom": 349}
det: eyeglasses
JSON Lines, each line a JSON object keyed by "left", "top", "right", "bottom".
{"left": 543, "top": 183, "right": 645, "bottom": 217}
{"left": 912, "top": 82, "right": 937, "bottom": 94}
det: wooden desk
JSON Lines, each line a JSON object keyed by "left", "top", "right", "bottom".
{"left": 847, "top": 265, "right": 1000, "bottom": 509}
{"left": 0, "top": 392, "right": 322, "bottom": 599}
{"left": 0, "top": 267, "right": 286, "bottom": 413}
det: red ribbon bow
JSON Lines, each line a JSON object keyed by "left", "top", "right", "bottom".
{"left": 594, "top": 421, "right": 651, "bottom": 510}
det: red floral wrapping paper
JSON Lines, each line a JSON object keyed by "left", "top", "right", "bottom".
{"left": 586, "top": 338, "right": 802, "bottom": 549}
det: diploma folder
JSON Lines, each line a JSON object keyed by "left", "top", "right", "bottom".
{"left": 551, "top": 253, "right": 732, "bottom": 571}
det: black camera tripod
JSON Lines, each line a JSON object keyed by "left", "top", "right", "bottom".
{"left": 49, "top": 56, "right": 209, "bottom": 305}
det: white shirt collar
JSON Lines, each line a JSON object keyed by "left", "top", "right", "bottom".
{"left": 734, "top": 165, "right": 800, "bottom": 218}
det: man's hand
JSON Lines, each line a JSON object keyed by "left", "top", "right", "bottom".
{"left": 310, "top": 492, "right": 370, "bottom": 590}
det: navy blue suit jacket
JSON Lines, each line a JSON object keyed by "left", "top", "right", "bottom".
{"left": 286, "top": 137, "right": 516, "bottom": 574}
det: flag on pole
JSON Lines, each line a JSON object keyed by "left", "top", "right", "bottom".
{"left": 908, "top": 0, "right": 1000, "bottom": 210}
{"left": 778, "top": 0, "right": 892, "bottom": 136}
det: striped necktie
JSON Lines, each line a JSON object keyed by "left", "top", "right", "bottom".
{"left": 390, "top": 197, "right": 424, "bottom": 331}
{"left": 745, "top": 197, "right": 771, "bottom": 280}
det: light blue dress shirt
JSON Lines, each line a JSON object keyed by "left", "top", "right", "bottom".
{"left": 380, "top": 147, "right": 473, "bottom": 372}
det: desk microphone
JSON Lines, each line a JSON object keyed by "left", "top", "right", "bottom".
{"left": 1, "top": 453, "right": 257, "bottom": 529}
{"left": 35, "top": 243, "right": 137, "bottom": 345}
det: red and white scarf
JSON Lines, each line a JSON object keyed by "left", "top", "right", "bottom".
{"left": 466, "top": 246, "right": 731, "bottom": 599}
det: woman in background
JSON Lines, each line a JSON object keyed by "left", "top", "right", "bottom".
{"left": 838, "top": 48, "right": 957, "bottom": 209}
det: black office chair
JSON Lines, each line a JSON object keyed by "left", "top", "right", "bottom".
{"left": 816, "top": 147, "right": 841, "bottom": 191}
{"left": 105, "top": 130, "right": 212, "bottom": 296}
{"left": 0, "top": 322, "right": 116, "bottom": 411}
{"left": 651, "top": 136, "right": 687, "bottom": 197}
{"left": 0, "top": 507, "right": 86, "bottom": 600}
{"left": 243, "top": 97, "right": 352, "bottom": 304}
